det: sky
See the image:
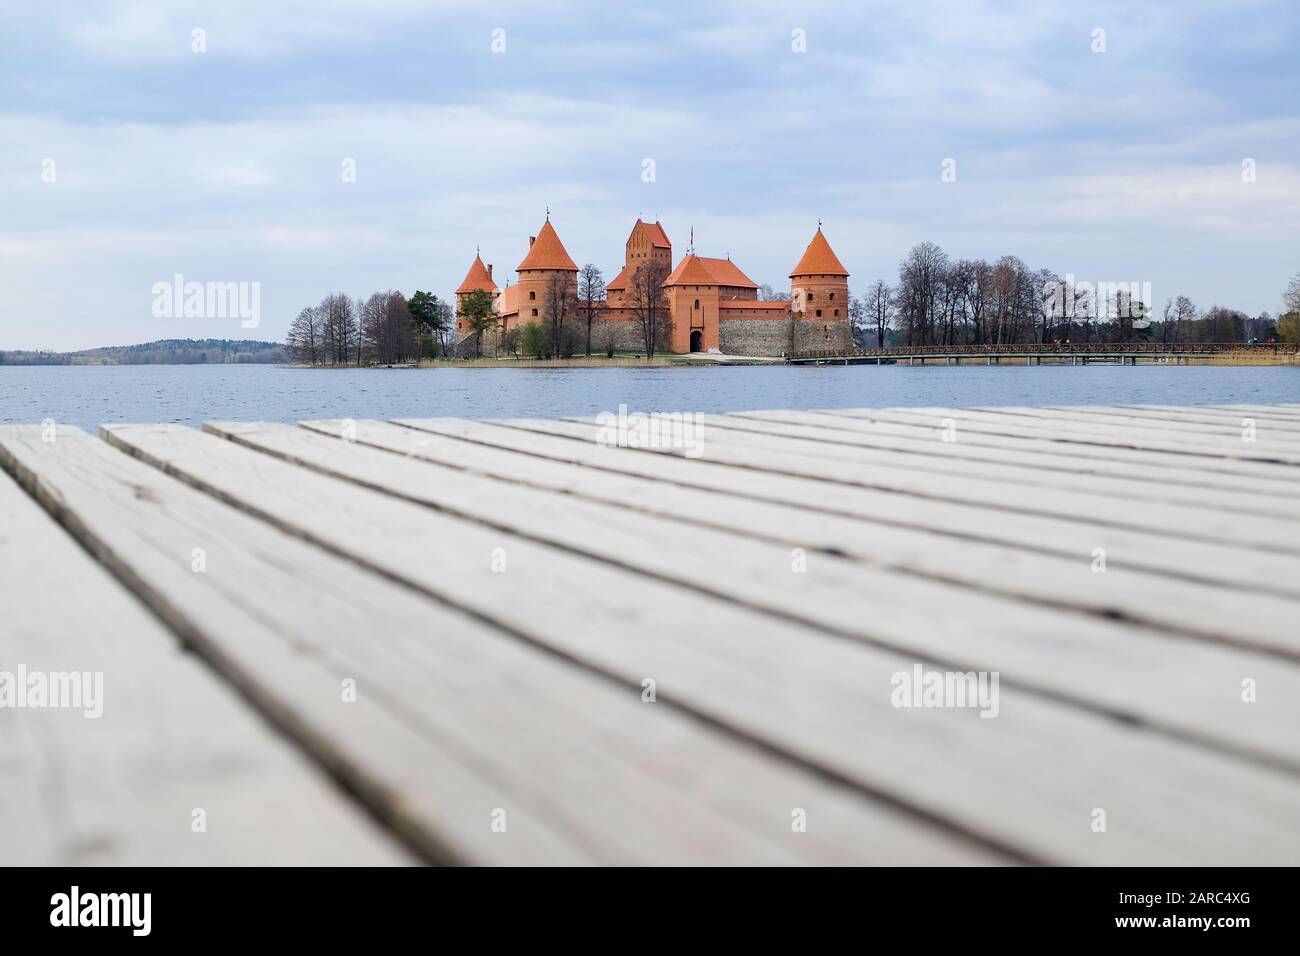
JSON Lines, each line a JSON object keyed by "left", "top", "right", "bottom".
{"left": 1, "top": 0, "right": 1297, "bottom": 350}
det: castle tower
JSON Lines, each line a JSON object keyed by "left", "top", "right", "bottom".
{"left": 789, "top": 226, "right": 850, "bottom": 324}
{"left": 455, "top": 253, "right": 498, "bottom": 332}
{"left": 515, "top": 218, "right": 578, "bottom": 324}
{"left": 663, "top": 253, "right": 759, "bottom": 353}
{"left": 606, "top": 219, "right": 672, "bottom": 307}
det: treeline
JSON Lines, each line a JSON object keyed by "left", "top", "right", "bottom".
{"left": 0, "top": 338, "right": 288, "bottom": 366}
{"left": 286, "top": 290, "right": 454, "bottom": 365}
{"left": 850, "top": 244, "right": 1299, "bottom": 348}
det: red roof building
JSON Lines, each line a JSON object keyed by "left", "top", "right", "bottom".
{"left": 460, "top": 217, "right": 852, "bottom": 355}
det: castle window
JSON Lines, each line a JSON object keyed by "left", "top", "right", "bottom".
{"left": 694, "top": 299, "right": 700, "bottom": 309}
{"left": 816, "top": 309, "right": 822, "bottom": 318}
{"left": 807, "top": 292, "right": 814, "bottom": 301}
{"left": 531, "top": 308, "right": 538, "bottom": 317}
{"left": 834, "top": 309, "right": 839, "bottom": 316}
{"left": 829, "top": 292, "right": 835, "bottom": 300}
{"left": 529, "top": 291, "right": 536, "bottom": 300}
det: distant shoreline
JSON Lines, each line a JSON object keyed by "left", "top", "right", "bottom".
{"left": 0, "top": 337, "right": 288, "bottom": 367}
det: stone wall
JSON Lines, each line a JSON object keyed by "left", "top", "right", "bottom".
{"left": 457, "top": 317, "right": 851, "bottom": 359}
{"left": 718, "top": 318, "right": 852, "bottom": 356}
{"left": 719, "top": 319, "right": 791, "bottom": 356}
{"left": 587, "top": 319, "right": 651, "bottom": 352}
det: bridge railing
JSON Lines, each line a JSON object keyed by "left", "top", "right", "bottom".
{"left": 790, "top": 342, "right": 1288, "bottom": 361}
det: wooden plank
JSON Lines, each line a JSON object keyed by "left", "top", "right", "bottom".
{"left": 819, "top": 407, "right": 1299, "bottom": 480}
{"left": 975, "top": 405, "right": 1300, "bottom": 445}
{"left": 1209, "top": 403, "right": 1300, "bottom": 420}
{"left": 727, "top": 409, "right": 1300, "bottom": 502}
{"left": 959, "top": 406, "right": 1300, "bottom": 463}
{"left": 99, "top": 421, "right": 1300, "bottom": 864}
{"left": 264, "top": 417, "right": 1300, "bottom": 767}
{"left": 1107, "top": 404, "right": 1300, "bottom": 433}
{"left": 8, "top": 425, "right": 995, "bottom": 866}
{"left": 699, "top": 412, "right": 1300, "bottom": 520}
{"left": 404, "top": 416, "right": 1300, "bottom": 603}
{"left": 556, "top": 413, "right": 1300, "bottom": 555}
{"left": 0, "top": 466, "right": 411, "bottom": 865}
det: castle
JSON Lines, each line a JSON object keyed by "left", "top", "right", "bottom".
{"left": 454, "top": 217, "right": 854, "bottom": 356}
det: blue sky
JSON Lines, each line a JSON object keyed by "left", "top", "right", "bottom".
{"left": 1, "top": 0, "right": 1297, "bottom": 350}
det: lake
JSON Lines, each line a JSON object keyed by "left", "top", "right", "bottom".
{"left": 2, "top": 363, "right": 1297, "bottom": 433}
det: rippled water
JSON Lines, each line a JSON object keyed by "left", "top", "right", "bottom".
{"left": 1, "top": 363, "right": 1297, "bottom": 433}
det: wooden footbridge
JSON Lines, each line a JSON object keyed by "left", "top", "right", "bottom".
{"left": 789, "top": 341, "right": 1294, "bottom": 364}
{"left": 3, "top": 403, "right": 1300, "bottom": 865}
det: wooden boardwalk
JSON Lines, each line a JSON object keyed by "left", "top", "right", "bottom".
{"left": 2, "top": 403, "right": 1299, "bottom": 865}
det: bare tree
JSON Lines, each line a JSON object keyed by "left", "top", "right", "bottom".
{"left": 501, "top": 325, "right": 522, "bottom": 358}
{"left": 578, "top": 264, "right": 605, "bottom": 356}
{"left": 286, "top": 306, "right": 323, "bottom": 365}
{"left": 863, "top": 280, "right": 894, "bottom": 348}
{"left": 320, "top": 293, "right": 358, "bottom": 365}
{"left": 1172, "top": 294, "right": 1197, "bottom": 343}
{"left": 1201, "top": 305, "right": 1246, "bottom": 343}
{"left": 629, "top": 260, "right": 669, "bottom": 358}
{"left": 847, "top": 295, "right": 866, "bottom": 347}
{"left": 1285, "top": 271, "right": 1300, "bottom": 315}
{"left": 758, "top": 283, "right": 791, "bottom": 302}
{"left": 897, "top": 242, "right": 948, "bottom": 345}
{"left": 361, "top": 290, "right": 417, "bottom": 364}
{"left": 542, "top": 274, "right": 579, "bottom": 358}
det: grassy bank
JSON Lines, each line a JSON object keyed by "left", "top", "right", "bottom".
{"left": 416, "top": 352, "right": 782, "bottom": 368}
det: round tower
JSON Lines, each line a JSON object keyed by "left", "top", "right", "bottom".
{"left": 789, "top": 226, "right": 850, "bottom": 324}
{"left": 455, "top": 253, "right": 498, "bottom": 332}
{"left": 515, "top": 218, "right": 578, "bottom": 324}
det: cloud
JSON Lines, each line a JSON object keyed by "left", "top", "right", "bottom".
{"left": 1, "top": 0, "right": 1297, "bottom": 349}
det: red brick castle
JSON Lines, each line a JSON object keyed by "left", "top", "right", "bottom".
{"left": 454, "top": 217, "right": 854, "bottom": 356}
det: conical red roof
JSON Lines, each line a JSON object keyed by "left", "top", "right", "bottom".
{"left": 789, "top": 228, "right": 849, "bottom": 278}
{"left": 517, "top": 220, "right": 578, "bottom": 272}
{"left": 456, "top": 254, "right": 498, "bottom": 294}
